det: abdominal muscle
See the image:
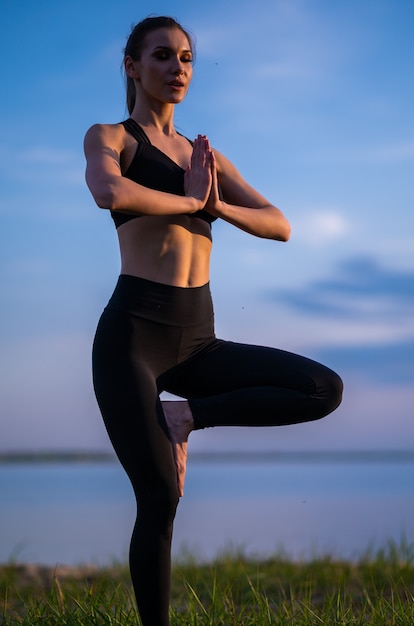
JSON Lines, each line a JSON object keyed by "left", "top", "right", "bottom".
{"left": 116, "top": 213, "right": 213, "bottom": 288}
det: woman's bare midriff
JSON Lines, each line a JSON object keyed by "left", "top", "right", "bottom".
{"left": 115, "top": 213, "right": 213, "bottom": 287}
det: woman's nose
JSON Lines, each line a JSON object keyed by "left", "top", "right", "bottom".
{"left": 172, "top": 58, "right": 185, "bottom": 74}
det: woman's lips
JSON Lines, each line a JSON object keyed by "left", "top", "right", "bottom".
{"left": 168, "top": 81, "right": 185, "bottom": 89}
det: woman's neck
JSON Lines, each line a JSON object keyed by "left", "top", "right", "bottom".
{"left": 130, "top": 101, "right": 176, "bottom": 136}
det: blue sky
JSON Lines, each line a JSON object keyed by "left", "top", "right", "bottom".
{"left": 1, "top": 0, "right": 413, "bottom": 453}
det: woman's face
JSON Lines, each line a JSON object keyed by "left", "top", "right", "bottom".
{"left": 130, "top": 27, "right": 193, "bottom": 105}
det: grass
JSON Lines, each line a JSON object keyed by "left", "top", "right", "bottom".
{"left": 1, "top": 540, "right": 414, "bottom": 625}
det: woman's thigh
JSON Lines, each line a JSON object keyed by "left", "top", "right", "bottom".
{"left": 163, "top": 339, "right": 343, "bottom": 427}
{"left": 165, "top": 339, "right": 337, "bottom": 396}
{"left": 92, "top": 309, "right": 178, "bottom": 498}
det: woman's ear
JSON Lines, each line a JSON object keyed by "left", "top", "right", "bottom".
{"left": 124, "top": 55, "right": 139, "bottom": 79}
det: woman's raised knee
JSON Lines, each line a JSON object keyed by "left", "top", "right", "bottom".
{"left": 319, "top": 368, "right": 343, "bottom": 418}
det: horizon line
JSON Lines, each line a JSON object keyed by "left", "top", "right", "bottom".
{"left": 1, "top": 449, "right": 414, "bottom": 464}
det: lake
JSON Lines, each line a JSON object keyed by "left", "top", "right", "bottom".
{"left": 1, "top": 452, "right": 413, "bottom": 566}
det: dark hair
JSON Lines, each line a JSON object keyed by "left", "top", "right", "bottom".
{"left": 123, "top": 16, "right": 194, "bottom": 114}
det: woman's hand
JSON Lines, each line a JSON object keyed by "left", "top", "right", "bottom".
{"left": 204, "top": 147, "right": 223, "bottom": 216}
{"left": 184, "top": 135, "right": 213, "bottom": 209}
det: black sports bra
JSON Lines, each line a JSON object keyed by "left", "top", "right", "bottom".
{"left": 111, "top": 118, "right": 218, "bottom": 228}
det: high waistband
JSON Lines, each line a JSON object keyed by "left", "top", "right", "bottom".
{"left": 105, "top": 274, "right": 214, "bottom": 327}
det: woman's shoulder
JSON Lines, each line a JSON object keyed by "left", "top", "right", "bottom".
{"left": 84, "top": 121, "right": 125, "bottom": 141}
{"left": 84, "top": 122, "right": 132, "bottom": 154}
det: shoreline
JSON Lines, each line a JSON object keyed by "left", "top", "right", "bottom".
{"left": 0, "top": 563, "right": 115, "bottom": 588}
{"left": 2, "top": 449, "right": 414, "bottom": 465}
{"left": 2, "top": 540, "right": 413, "bottom": 588}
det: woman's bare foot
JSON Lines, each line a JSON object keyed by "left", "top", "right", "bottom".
{"left": 162, "top": 400, "right": 194, "bottom": 497}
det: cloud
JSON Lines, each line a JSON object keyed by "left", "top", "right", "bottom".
{"left": 292, "top": 209, "right": 351, "bottom": 245}
{"left": 334, "top": 258, "right": 414, "bottom": 300}
{"left": 274, "top": 256, "right": 414, "bottom": 317}
{"left": 261, "top": 256, "right": 414, "bottom": 358}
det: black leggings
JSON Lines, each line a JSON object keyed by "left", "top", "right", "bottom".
{"left": 92, "top": 275, "right": 343, "bottom": 626}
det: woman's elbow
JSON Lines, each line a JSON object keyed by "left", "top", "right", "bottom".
{"left": 88, "top": 182, "right": 119, "bottom": 211}
{"left": 279, "top": 221, "right": 291, "bottom": 242}
{"left": 93, "top": 195, "right": 110, "bottom": 210}
{"left": 96, "top": 194, "right": 115, "bottom": 210}
{"left": 267, "top": 207, "right": 290, "bottom": 242}
{"left": 272, "top": 217, "right": 291, "bottom": 242}
{"left": 285, "top": 224, "right": 292, "bottom": 242}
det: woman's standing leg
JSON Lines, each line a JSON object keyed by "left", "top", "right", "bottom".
{"left": 92, "top": 310, "right": 179, "bottom": 626}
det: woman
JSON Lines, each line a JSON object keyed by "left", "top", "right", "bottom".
{"left": 84, "top": 16, "right": 343, "bottom": 626}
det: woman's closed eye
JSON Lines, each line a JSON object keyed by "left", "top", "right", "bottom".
{"left": 153, "top": 49, "right": 193, "bottom": 63}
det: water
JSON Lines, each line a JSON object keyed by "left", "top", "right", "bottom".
{"left": 1, "top": 454, "right": 413, "bottom": 565}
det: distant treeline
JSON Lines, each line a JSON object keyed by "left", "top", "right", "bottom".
{"left": 0, "top": 451, "right": 116, "bottom": 464}
{"left": 1, "top": 450, "right": 414, "bottom": 464}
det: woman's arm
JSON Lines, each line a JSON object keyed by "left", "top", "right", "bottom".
{"left": 84, "top": 124, "right": 211, "bottom": 216}
{"left": 209, "top": 149, "right": 291, "bottom": 241}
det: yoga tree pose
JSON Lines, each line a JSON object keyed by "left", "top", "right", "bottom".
{"left": 84, "top": 16, "right": 343, "bottom": 626}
